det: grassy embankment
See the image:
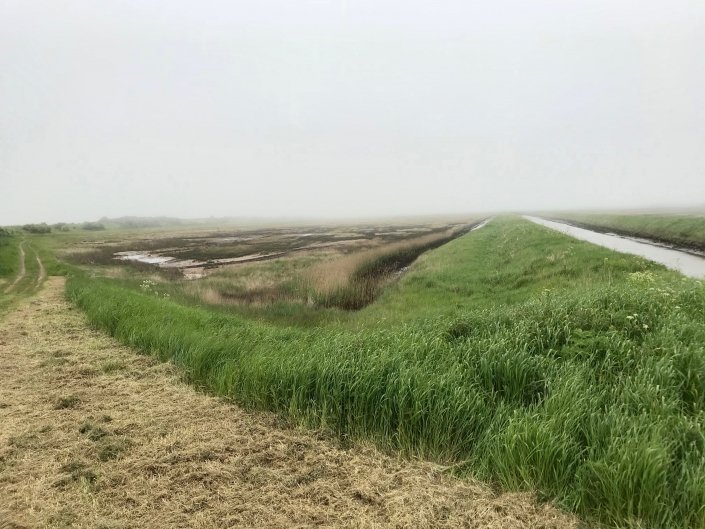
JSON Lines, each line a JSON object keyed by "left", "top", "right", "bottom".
{"left": 66, "top": 217, "right": 705, "bottom": 528}
{"left": 556, "top": 213, "right": 705, "bottom": 252}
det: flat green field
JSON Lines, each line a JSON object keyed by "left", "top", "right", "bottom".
{"left": 555, "top": 213, "right": 705, "bottom": 252}
{"left": 61, "top": 216, "right": 705, "bottom": 529}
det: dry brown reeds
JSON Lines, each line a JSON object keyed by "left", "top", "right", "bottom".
{"left": 303, "top": 228, "right": 468, "bottom": 309}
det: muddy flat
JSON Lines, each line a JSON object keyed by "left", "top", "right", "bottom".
{"left": 0, "top": 278, "right": 577, "bottom": 529}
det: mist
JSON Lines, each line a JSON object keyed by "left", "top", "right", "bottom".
{"left": 2, "top": 0, "right": 704, "bottom": 225}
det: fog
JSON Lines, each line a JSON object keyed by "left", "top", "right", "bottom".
{"left": 2, "top": 1, "right": 704, "bottom": 225}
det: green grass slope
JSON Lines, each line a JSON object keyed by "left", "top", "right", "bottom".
{"left": 66, "top": 217, "right": 705, "bottom": 528}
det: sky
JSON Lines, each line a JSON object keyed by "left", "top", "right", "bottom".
{"left": 1, "top": 0, "right": 704, "bottom": 225}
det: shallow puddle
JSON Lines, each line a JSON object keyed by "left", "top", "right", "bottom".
{"left": 114, "top": 252, "right": 176, "bottom": 265}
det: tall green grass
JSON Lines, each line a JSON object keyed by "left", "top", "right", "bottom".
{"left": 66, "top": 218, "right": 705, "bottom": 528}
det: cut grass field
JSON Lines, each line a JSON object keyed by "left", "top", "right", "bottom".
{"left": 554, "top": 213, "right": 705, "bottom": 252}
{"left": 65, "top": 217, "right": 705, "bottom": 528}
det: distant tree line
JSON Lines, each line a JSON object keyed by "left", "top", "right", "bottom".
{"left": 99, "top": 216, "right": 181, "bottom": 229}
{"left": 22, "top": 223, "right": 51, "bottom": 233}
{"left": 19, "top": 221, "right": 106, "bottom": 233}
{"left": 81, "top": 222, "right": 106, "bottom": 231}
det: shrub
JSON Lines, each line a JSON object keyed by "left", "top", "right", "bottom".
{"left": 81, "top": 222, "right": 106, "bottom": 231}
{"left": 22, "top": 223, "right": 51, "bottom": 233}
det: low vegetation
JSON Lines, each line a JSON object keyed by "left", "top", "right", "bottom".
{"left": 66, "top": 217, "right": 705, "bottom": 528}
{"left": 22, "top": 223, "right": 51, "bottom": 234}
{"left": 556, "top": 213, "right": 705, "bottom": 252}
{"left": 80, "top": 221, "right": 106, "bottom": 231}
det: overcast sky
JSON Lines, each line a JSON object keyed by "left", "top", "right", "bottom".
{"left": 1, "top": 1, "right": 704, "bottom": 224}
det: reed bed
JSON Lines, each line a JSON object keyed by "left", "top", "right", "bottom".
{"left": 304, "top": 227, "right": 472, "bottom": 309}
{"left": 183, "top": 226, "right": 474, "bottom": 312}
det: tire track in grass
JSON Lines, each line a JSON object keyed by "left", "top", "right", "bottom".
{"left": 34, "top": 250, "right": 46, "bottom": 288}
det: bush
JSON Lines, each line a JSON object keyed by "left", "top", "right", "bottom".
{"left": 81, "top": 222, "right": 106, "bottom": 231}
{"left": 22, "top": 223, "right": 51, "bottom": 234}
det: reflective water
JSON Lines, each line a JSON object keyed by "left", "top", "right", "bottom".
{"left": 524, "top": 216, "right": 705, "bottom": 279}
{"left": 114, "top": 252, "right": 176, "bottom": 265}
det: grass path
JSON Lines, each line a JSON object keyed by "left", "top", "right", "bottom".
{"left": 35, "top": 249, "right": 46, "bottom": 288}
{"left": 3, "top": 240, "right": 26, "bottom": 294}
{"left": 0, "top": 277, "right": 577, "bottom": 529}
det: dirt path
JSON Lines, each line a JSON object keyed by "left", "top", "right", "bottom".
{"left": 0, "top": 278, "right": 578, "bottom": 529}
{"left": 3, "top": 240, "right": 26, "bottom": 294}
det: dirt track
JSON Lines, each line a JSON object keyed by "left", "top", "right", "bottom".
{"left": 0, "top": 278, "right": 578, "bottom": 529}
{"left": 35, "top": 251, "right": 46, "bottom": 288}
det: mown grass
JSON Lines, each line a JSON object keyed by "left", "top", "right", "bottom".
{"left": 66, "top": 217, "right": 705, "bottom": 528}
{"left": 556, "top": 213, "right": 705, "bottom": 252}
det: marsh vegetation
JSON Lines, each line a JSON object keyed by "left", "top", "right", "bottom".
{"left": 63, "top": 219, "right": 477, "bottom": 313}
